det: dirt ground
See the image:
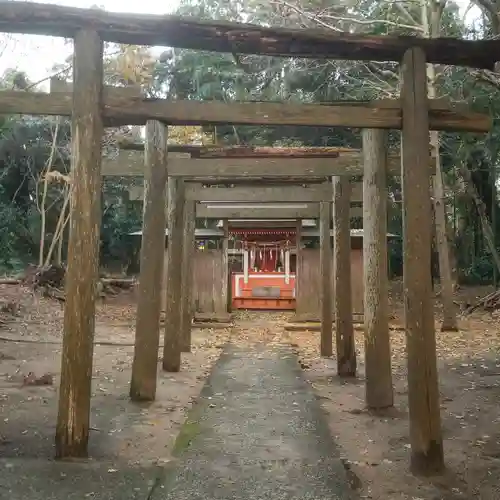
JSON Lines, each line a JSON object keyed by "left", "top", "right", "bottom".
{"left": 2, "top": 281, "right": 500, "bottom": 499}
{"left": 0, "top": 285, "right": 230, "bottom": 465}
{"left": 288, "top": 281, "right": 500, "bottom": 500}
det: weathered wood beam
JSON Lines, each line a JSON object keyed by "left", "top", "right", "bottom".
{"left": 130, "top": 120, "right": 168, "bottom": 402}
{"left": 55, "top": 29, "right": 103, "bottom": 459}
{"left": 166, "top": 156, "right": 407, "bottom": 178}
{"left": 51, "top": 78, "right": 143, "bottom": 128}
{"left": 195, "top": 203, "right": 362, "bottom": 219}
{"left": 0, "top": 91, "right": 491, "bottom": 133}
{"left": 180, "top": 200, "right": 195, "bottom": 353}
{"left": 115, "top": 99, "right": 468, "bottom": 151}
{"left": 196, "top": 203, "right": 321, "bottom": 219}
{"left": 362, "top": 129, "right": 393, "bottom": 410}
{"left": 105, "top": 150, "right": 346, "bottom": 177}
{"left": 188, "top": 177, "right": 338, "bottom": 185}
{"left": 192, "top": 146, "right": 363, "bottom": 158}
{"left": 102, "top": 151, "right": 189, "bottom": 176}
{"left": 131, "top": 182, "right": 364, "bottom": 203}
{"left": 185, "top": 184, "right": 333, "bottom": 202}
{"left": 295, "top": 219, "right": 302, "bottom": 307}
{"left": 131, "top": 177, "right": 334, "bottom": 186}
{"left": 333, "top": 177, "right": 356, "bottom": 377}
{"left": 401, "top": 47, "right": 443, "bottom": 475}
{"left": 319, "top": 201, "right": 333, "bottom": 357}
{"left": 50, "top": 77, "right": 141, "bottom": 97}
{"left": 221, "top": 220, "right": 229, "bottom": 315}
{"left": 163, "top": 178, "right": 185, "bottom": 372}
{"left": 0, "top": 2, "right": 497, "bottom": 68}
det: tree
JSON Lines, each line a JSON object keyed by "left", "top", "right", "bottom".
{"left": 421, "top": 0, "right": 459, "bottom": 331}
{"left": 0, "top": 52, "right": 149, "bottom": 273}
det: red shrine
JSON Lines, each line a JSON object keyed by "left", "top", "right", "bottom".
{"left": 228, "top": 221, "right": 298, "bottom": 310}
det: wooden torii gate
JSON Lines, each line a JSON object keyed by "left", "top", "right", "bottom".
{"left": 0, "top": 1, "right": 496, "bottom": 475}
{"left": 104, "top": 145, "right": 371, "bottom": 357}
{"left": 104, "top": 145, "right": 405, "bottom": 339}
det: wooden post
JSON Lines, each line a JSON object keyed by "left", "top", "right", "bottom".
{"left": 295, "top": 219, "right": 302, "bottom": 302}
{"left": 401, "top": 47, "right": 444, "bottom": 475}
{"left": 243, "top": 249, "right": 249, "bottom": 284}
{"left": 180, "top": 200, "right": 195, "bottom": 352}
{"left": 319, "top": 204, "right": 333, "bottom": 357}
{"left": 55, "top": 29, "right": 103, "bottom": 459}
{"left": 333, "top": 177, "right": 357, "bottom": 377}
{"left": 284, "top": 248, "right": 290, "bottom": 284}
{"left": 362, "top": 129, "right": 393, "bottom": 409}
{"left": 221, "top": 220, "right": 229, "bottom": 313}
{"left": 162, "top": 178, "right": 185, "bottom": 372}
{"left": 130, "top": 121, "right": 168, "bottom": 401}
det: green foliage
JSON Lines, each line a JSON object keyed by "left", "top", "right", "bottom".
{"left": 100, "top": 180, "right": 142, "bottom": 267}
{"left": 0, "top": 112, "right": 142, "bottom": 271}
{"left": 0, "top": 115, "right": 63, "bottom": 266}
{"left": 460, "top": 254, "right": 495, "bottom": 285}
{"left": 0, "top": 185, "right": 32, "bottom": 271}
{"left": 0, "top": 62, "right": 146, "bottom": 272}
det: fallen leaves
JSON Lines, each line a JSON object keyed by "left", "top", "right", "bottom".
{"left": 287, "top": 284, "right": 500, "bottom": 500}
{"left": 22, "top": 372, "right": 53, "bottom": 386}
{"left": 3, "top": 281, "right": 500, "bottom": 500}
{"left": 0, "top": 284, "right": 234, "bottom": 466}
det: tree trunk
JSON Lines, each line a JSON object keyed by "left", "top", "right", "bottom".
{"left": 56, "top": 200, "right": 70, "bottom": 266}
{"left": 431, "top": 141, "right": 458, "bottom": 330}
{"left": 130, "top": 121, "right": 168, "bottom": 401}
{"left": 460, "top": 164, "right": 500, "bottom": 275}
{"left": 55, "top": 29, "right": 103, "bottom": 459}
{"left": 39, "top": 119, "right": 60, "bottom": 267}
{"left": 423, "top": 0, "right": 458, "bottom": 331}
{"left": 44, "top": 184, "right": 70, "bottom": 267}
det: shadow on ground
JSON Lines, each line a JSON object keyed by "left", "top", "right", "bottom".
{"left": 0, "top": 458, "right": 166, "bottom": 500}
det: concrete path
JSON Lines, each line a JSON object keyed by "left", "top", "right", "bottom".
{"left": 0, "top": 459, "right": 164, "bottom": 499}
{"left": 154, "top": 344, "right": 353, "bottom": 500}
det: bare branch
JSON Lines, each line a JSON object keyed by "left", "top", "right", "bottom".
{"left": 471, "top": 68, "right": 500, "bottom": 89}
{"left": 320, "top": 13, "right": 423, "bottom": 32}
{"left": 269, "top": 0, "right": 423, "bottom": 32}
{"left": 268, "top": 0, "right": 343, "bottom": 31}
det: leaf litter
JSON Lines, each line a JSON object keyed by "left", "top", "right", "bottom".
{"left": 288, "top": 282, "right": 500, "bottom": 500}
{"left": 2, "top": 281, "right": 500, "bottom": 499}
{"left": 0, "top": 284, "right": 230, "bottom": 465}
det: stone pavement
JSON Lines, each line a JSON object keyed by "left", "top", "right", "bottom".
{"left": 0, "top": 459, "right": 164, "bottom": 499}
{"left": 153, "top": 344, "right": 353, "bottom": 500}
